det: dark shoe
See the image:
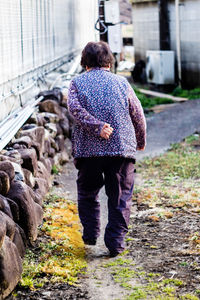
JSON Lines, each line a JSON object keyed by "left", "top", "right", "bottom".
{"left": 109, "top": 250, "right": 120, "bottom": 257}
{"left": 83, "top": 238, "right": 97, "bottom": 245}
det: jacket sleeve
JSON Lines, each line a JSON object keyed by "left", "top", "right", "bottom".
{"left": 67, "top": 80, "right": 105, "bottom": 136}
{"left": 128, "top": 84, "right": 146, "bottom": 150}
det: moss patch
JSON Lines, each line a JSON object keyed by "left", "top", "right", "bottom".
{"left": 19, "top": 194, "right": 86, "bottom": 289}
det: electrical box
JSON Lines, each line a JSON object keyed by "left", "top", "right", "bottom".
{"left": 105, "top": 0, "right": 121, "bottom": 53}
{"left": 104, "top": 0, "right": 120, "bottom": 24}
{"left": 146, "top": 50, "right": 175, "bottom": 84}
{"left": 108, "top": 23, "right": 122, "bottom": 53}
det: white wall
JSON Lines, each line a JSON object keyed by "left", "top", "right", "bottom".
{"left": 169, "top": 0, "right": 200, "bottom": 87}
{"left": 0, "top": 0, "right": 98, "bottom": 120}
{"left": 132, "top": 2, "right": 160, "bottom": 61}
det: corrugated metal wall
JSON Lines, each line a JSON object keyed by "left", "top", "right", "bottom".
{"left": 0, "top": 0, "right": 98, "bottom": 121}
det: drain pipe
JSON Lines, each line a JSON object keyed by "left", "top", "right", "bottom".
{"left": 158, "top": 0, "right": 170, "bottom": 50}
{"left": 175, "top": 0, "right": 182, "bottom": 85}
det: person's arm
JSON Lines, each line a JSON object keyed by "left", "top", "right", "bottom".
{"left": 68, "top": 80, "right": 113, "bottom": 139}
{"left": 128, "top": 85, "right": 146, "bottom": 150}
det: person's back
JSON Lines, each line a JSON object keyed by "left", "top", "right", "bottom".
{"left": 71, "top": 68, "right": 137, "bottom": 158}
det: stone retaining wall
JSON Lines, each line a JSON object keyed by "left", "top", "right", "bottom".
{"left": 0, "top": 90, "right": 72, "bottom": 299}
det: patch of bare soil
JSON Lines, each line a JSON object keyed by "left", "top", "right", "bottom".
{"left": 127, "top": 202, "right": 200, "bottom": 295}
{"left": 8, "top": 233, "right": 89, "bottom": 300}
{"left": 11, "top": 283, "right": 89, "bottom": 300}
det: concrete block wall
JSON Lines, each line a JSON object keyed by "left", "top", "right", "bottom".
{"left": 169, "top": 0, "right": 200, "bottom": 87}
{"left": 132, "top": 1, "right": 160, "bottom": 61}
{"left": 132, "top": 0, "right": 200, "bottom": 87}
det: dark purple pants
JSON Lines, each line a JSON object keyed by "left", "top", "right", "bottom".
{"left": 75, "top": 157, "right": 135, "bottom": 253}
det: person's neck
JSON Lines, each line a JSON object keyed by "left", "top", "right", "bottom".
{"left": 86, "top": 66, "right": 110, "bottom": 72}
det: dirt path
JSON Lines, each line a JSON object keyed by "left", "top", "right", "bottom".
{"left": 49, "top": 99, "right": 200, "bottom": 300}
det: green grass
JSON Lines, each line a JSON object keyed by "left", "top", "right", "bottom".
{"left": 51, "top": 165, "right": 60, "bottom": 175}
{"left": 139, "top": 137, "right": 200, "bottom": 180}
{"left": 134, "top": 87, "right": 173, "bottom": 109}
{"left": 132, "top": 86, "right": 200, "bottom": 110}
{"left": 172, "top": 87, "right": 200, "bottom": 100}
{"left": 100, "top": 254, "right": 197, "bottom": 300}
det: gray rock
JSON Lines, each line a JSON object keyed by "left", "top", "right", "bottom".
{"left": 12, "top": 136, "right": 32, "bottom": 149}
{"left": 0, "top": 161, "right": 15, "bottom": 181}
{"left": 45, "top": 123, "right": 57, "bottom": 138}
{"left": 59, "top": 117, "right": 70, "bottom": 137}
{"left": 27, "top": 112, "right": 45, "bottom": 126}
{"left": 56, "top": 123, "right": 63, "bottom": 136}
{"left": 0, "top": 171, "right": 10, "bottom": 195}
{"left": 23, "top": 168, "right": 36, "bottom": 189}
{"left": 6, "top": 198, "right": 20, "bottom": 223}
{"left": 0, "top": 219, "right": 6, "bottom": 248}
{"left": 54, "top": 151, "right": 69, "bottom": 166}
{"left": 0, "top": 236, "right": 22, "bottom": 299}
{"left": 20, "top": 127, "right": 45, "bottom": 157}
{"left": 60, "top": 106, "right": 68, "bottom": 117}
{"left": 40, "top": 157, "right": 53, "bottom": 174}
{"left": 39, "top": 99, "right": 62, "bottom": 118}
{"left": 13, "top": 225, "right": 26, "bottom": 258}
{"left": 41, "top": 112, "right": 59, "bottom": 124}
{"left": 22, "top": 124, "right": 37, "bottom": 130}
{"left": 3, "top": 150, "right": 22, "bottom": 164}
{"left": 34, "top": 178, "right": 49, "bottom": 199}
{"left": 17, "top": 148, "right": 38, "bottom": 176}
{"left": 50, "top": 136, "right": 59, "bottom": 152}
{"left": 37, "top": 161, "right": 52, "bottom": 186}
{"left": 14, "top": 172, "right": 24, "bottom": 182}
{"left": 0, "top": 195, "right": 13, "bottom": 219}
{"left": 34, "top": 202, "right": 43, "bottom": 227}
{"left": 48, "top": 147, "right": 56, "bottom": 158}
{"left": 55, "top": 135, "right": 65, "bottom": 152}
{"left": 29, "top": 188, "right": 43, "bottom": 206}
{"left": 13, "top": 143, "right": 27, "bottom": 150}
{"left": 0, "top": 211, "right": 16, "bottom": 240}
{"left": 31, "top": 142, "right": 42, "bottom": 160}
{"left": 44, "top": 139, "right": 51, "bottom": 157}
{"left": 10, "top": 162, "right": 25, "bottom": 182}
{"left": 7, "top": 180, "right": 42, "bottom": 242}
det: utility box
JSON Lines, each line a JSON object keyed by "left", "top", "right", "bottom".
{"left": 146, "top": 50, "right": 175, "bottom": 84}
{"left": 105, "top": 0, "right": 122, "bottom": 53}
{"left": 107, "top": 24, "right": 122, "bottom": 53}
{"left": 105, "top": 0, "right": 120, "bottom": 24}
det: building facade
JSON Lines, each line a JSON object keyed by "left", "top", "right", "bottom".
{"left": 130, "top": 0, "right": 200, "bottom": 88}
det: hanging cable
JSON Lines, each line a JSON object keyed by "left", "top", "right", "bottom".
{"left": 95, "top": 0, "right": 108, "bottom": 35}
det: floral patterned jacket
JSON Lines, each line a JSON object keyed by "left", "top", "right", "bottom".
{"left": 68, "top": 68, "right": 146, "bottom": 159}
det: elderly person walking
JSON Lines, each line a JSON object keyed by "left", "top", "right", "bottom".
{"left": 68, "top": 41, "right": 146, "bottom": 257}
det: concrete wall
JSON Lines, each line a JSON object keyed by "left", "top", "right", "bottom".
{"left": 169, "top": 0, "right": 200, "bottom": 87}
{"left": 132, "top": 2, "right": 160, "bottom": 61}
{"left": 132, "top": 0, "right": 200, "bottom": 88}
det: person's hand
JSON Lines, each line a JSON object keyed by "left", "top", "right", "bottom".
{"left": 100, "top": 123, "right": 113, "bottom": 139}
{"left": 137, "top": 146, "right": 145, "bottom": 151}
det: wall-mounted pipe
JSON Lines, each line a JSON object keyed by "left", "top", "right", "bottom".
{"left": 0, "top": 96, "right": 43, "bottom": 151}
{"left": 175, "top": 0, "right": 182, "bottom": 85}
